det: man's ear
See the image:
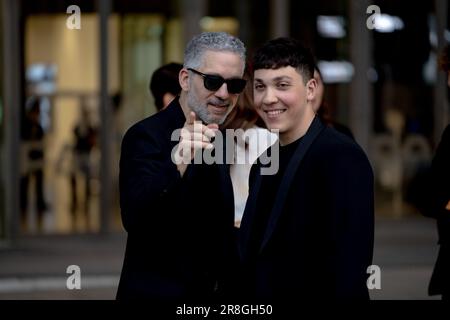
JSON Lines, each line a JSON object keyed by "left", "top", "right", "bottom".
{"left": 306, "top": 78, "right": 317, "bottom": 101}
{"left": 179, "top": 68, "right": 190, "bottom": 91}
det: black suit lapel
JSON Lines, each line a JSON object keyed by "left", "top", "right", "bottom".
{"left": 218, "top": 131, "right": 235, "bottom": 223}
{"left": 238, "top": 167, "right": 263, "bottom": 259}
{"left": 218, "top": 163, "right": 234, "bottom": 221}
{"left": 164, "top": 97, "right": 187, "bottom": 134}
{"left": 259, "top": 116, "right": 325, "bottom": 253}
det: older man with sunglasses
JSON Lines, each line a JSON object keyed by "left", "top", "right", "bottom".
{"left": 117, "top": 32, "right": 246, "bottom": 301}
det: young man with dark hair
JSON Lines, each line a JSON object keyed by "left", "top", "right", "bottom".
{"left": 239, "top": 37, "right": 374, "bottom": 300}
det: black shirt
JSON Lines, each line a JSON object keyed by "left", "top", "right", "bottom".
{"left": 246, "top": 137, "right": 302, "bottom": 260}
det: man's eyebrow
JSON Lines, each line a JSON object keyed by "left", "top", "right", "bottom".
{"left": 272, "top": 76, "right": 293, "bottom": 81}
{"left": 254, "top": 76, "right": 293, "bottom": 82}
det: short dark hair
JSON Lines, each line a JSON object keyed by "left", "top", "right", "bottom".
{"left": 149, "top": 62, "right": 183, "bottom": 111}
{"left": 253, "top": 37, "right": 315, "bottom": 84}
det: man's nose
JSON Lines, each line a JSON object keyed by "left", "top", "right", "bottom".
{"left": 262, "top": 87, "right": 278, "bottom": 105}
{"left": 215, "top": 83, "right": 230, "bottom": 99}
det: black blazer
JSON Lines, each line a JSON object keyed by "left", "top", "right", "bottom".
{"left": 419, "top": 124, "right": 450, "bottom": 295}
{"left": 116, "top": 98, "right": 237, "bottom": 300}
{"left": 239, "top": 117, "right": 374, "bottom": 300}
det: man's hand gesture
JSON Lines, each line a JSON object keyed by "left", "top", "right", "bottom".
{"left": 174, "top": 112, "right": 218, "bottom": 177}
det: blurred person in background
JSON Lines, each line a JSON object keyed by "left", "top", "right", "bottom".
{"left": 311, "top": 65, "right": 354, "bottom": 140}
{"left": 20, "top": 96, "right": 48, "bottom": 232}
{"left": 150, "top": 62, "right": 183, "bottom": 112}
{"left": 70, "top": 104, "right": 98, "bottom": 229}
{"left": 417, "top": 44, "right": 450, "bottom": 301}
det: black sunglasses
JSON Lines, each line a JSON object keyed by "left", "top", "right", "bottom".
{"left": 187, "top": 68, "right": 247, "bottom": 94}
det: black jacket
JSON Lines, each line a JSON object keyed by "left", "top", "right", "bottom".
{"left": 419, "top": 124, "right": 450, "bottom": 295}
{"left": 239, "top": 117, "right": 374, "bottom": 301}
{"left": 116, "top": 98, "right": 237, "bottom": 300}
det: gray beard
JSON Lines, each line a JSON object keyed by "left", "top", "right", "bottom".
{"left": 187, "top": 92, "right": 229, "bottom": 125}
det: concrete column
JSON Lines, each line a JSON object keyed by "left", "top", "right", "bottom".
{"left": 99, "top": 0, "right": 111, "bottom": 233}
{"left": 434, "top": 0, "right": 449, "bottom": 146}
{"left": 1, "top": 0, "right": 21, "bottom": 241}
{"left": 270, "top": 0, "right": 290, "bottom": 38}
{"left": 180, "top": 0, "right": 206, "bottom": 46}
{"left": 236, "top": 0, "right": 251, "bottom": 48}
{"left": 349, "top": 0, "right": 373, "bottom": 155}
